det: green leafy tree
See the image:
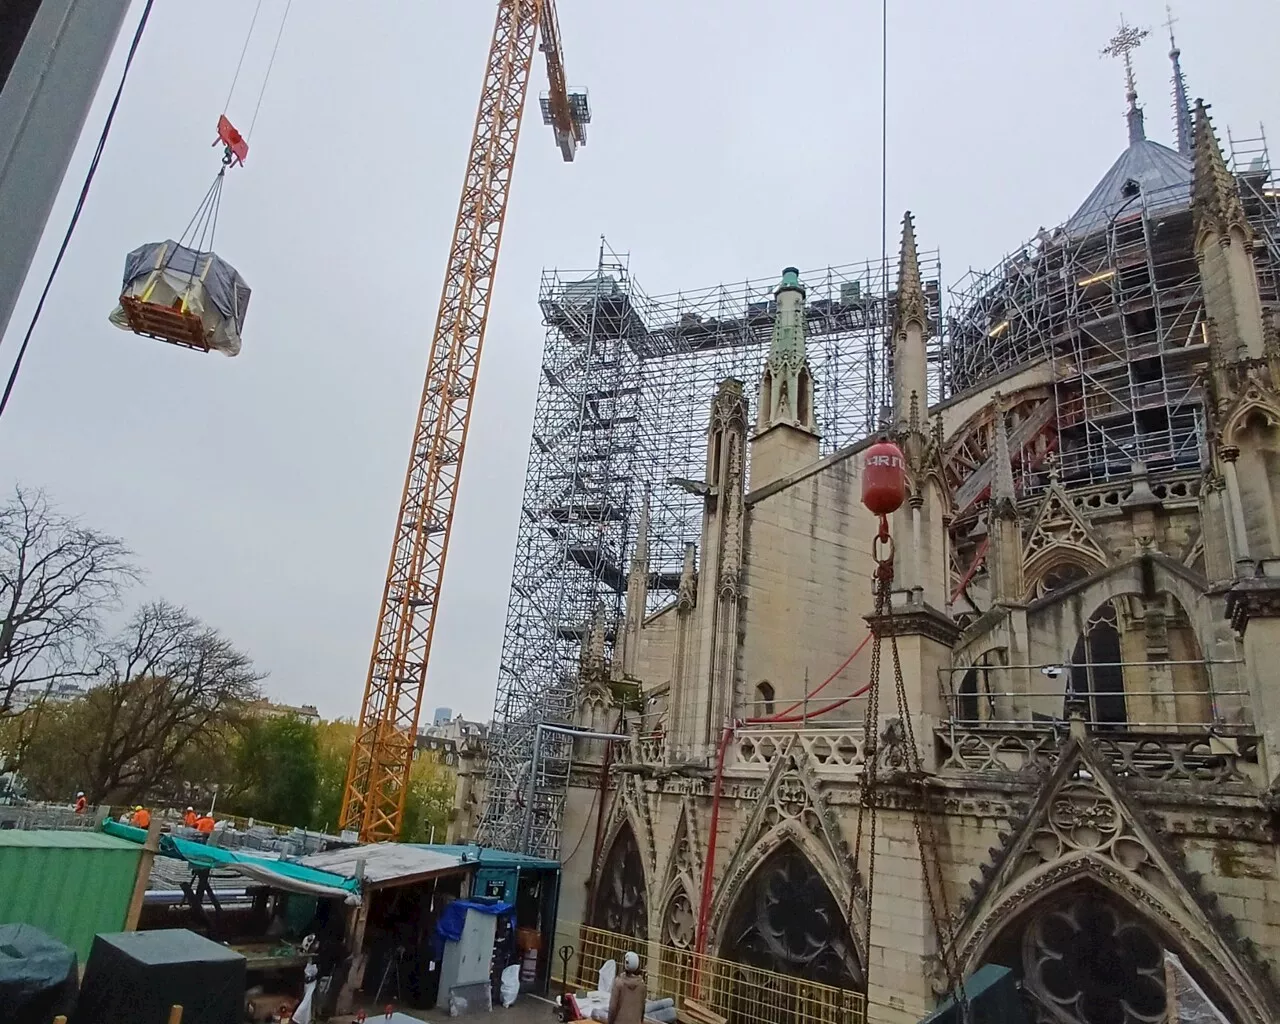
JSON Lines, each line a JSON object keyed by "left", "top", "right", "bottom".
{"left": 311, "top": 718, "right": 356, "bottom": 833}
{"left": 227, "top": 714, "right": 320, "bottom": 827}
{"left": 401, "top": 755, "right": 455, "bottom": 843}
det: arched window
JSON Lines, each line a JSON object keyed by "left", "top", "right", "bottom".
{"left": 1069, "top": 601, "right": 1127, "bottom": 726}
{"left": 589, "top": 823, "right": 648, "bottom": 940}
{"left": 956, "top": 650, "right": 1002, "bottom": 721}
{"left": 756, "top": 681, "right": 775, "bottom": 717}
{"left": 979, "top": 883, "right": 1235, "bottom": 1024}
{"left": 720, "top": 841, "right": 862, "bottom": 993}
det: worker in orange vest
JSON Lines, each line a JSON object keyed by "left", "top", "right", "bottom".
{"left": 132, "top": 805, "right": 151, "bottom": 829}
{"left": 196, "top": 812, "right": 215, "bottom": 834}
{"left": 183, "top": 806, "right": 198, "bottom": 828}
{"left": 74, "top": 792, "right": 87, "bottom": 814}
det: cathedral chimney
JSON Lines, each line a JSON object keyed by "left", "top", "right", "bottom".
{"left": 751, "top": 267, "right": 819, "bottom": 488}
{"left": 892, "top": 212, "right": 930, "bottom": 435}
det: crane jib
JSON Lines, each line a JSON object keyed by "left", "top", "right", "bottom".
{"left": 339, "top": 0, "right": 582, "bottom": 842}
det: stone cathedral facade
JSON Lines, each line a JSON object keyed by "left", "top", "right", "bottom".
{"left": 520, "top": 66, "right": 1280, "bottom": 1024}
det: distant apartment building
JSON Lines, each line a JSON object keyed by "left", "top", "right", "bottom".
{"left": 9, "top": 680, "right": 90, "bottom": 711}
{"left": 415, "top": 714, "right": 489, "bottom": 844}
{"left": 246, "top": 698, "right": 321, "bottom": 724}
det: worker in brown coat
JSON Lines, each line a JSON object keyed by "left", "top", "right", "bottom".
{"left": 607, "top": 952, "right": 646, "bottom": 1024}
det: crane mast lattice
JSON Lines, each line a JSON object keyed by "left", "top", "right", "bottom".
{"left": 340, "top": 0, "right": 586, "bottom": 842}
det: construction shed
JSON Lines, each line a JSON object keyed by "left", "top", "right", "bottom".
{"left": 0, "top": 829, "right": 142, "bottom": 959}
{"left": 417, "top": 845, "right": 562, "bottom": 996}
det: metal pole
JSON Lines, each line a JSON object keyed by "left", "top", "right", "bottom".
{"left": 519, "top": 723, "right": 544, "bottom": 855}
{"left": 518, "top": 723, "right": 629, "bottom": 854}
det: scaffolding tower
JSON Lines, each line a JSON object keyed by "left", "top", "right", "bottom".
{"left": 945, "top": 132, "right": 1279, "bottom": 602}
{"left": 477, "top": 242, "right": 943, "bottom": 856}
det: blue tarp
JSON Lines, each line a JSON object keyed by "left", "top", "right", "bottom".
{"left": 434, "top": 899, "right": 513, "bottom": 959}
{"left": 103, "top": 821, "right": 360, "bottom": 902}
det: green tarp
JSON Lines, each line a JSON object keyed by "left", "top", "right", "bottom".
{"left": 103, "top": 821, "right": 360, "bottom": 903}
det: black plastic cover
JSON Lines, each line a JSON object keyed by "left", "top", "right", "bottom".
{"left": 72, "top": 928, "right": 246, "bottom": 1024}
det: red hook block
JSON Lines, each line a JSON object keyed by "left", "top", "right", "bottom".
{"left": 214, "top": 114, "right": 248, "bottom": 166}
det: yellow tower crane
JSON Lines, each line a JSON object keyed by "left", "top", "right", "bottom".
{"left": 340, "top": 0, "right": 587, "bottom": 842}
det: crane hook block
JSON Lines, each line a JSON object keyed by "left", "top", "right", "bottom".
{"left": 861, "top": 440, "right": 907, "bottom": 517}
{"left": 214, "top": 115, "right": 248, "bottom": 167}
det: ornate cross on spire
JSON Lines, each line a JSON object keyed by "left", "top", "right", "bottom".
{"left": 1102, "top": 15, "right": 1151, "bottom": 144}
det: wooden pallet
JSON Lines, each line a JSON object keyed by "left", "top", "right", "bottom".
{"left": 676, "top": 997, "right": 727, "bottom": 1024}
{"left": 118, "top": 295, "right": 211, "bottom": 352}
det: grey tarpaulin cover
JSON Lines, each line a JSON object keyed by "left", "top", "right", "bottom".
{"left": 1164, "top": 952, "right": 1231, "bottom": 1023}
{"left": 109, "top": 240, "right": 250, "bottom": 356}
{"left": 0, "top": 923, "right": 78, "bottom": 1024}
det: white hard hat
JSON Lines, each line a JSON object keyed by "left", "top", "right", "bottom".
{"left": 76, "top": 792, "right": 84, "bottom": 797}
{"left": 624, "top": 951, "right": 640, "bottom": 973}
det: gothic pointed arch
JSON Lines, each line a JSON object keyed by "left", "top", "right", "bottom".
{"left": 661, "top": 798, "right": 703, "bottom": 893}
{"left": 1219, "top": 377, "right": 1280, "bottom": 445}
{"left": 952, "top": 736, "right": 1279, "bottom": 1022}
{"left": 709, "top": 738, "right": 864, "bottom": 966}
{"left": 716, "top": 839, "right": 863, "bottom": 991}
{"left": 1023, "top": 474, "right": 1111, "bottom": 587}
{"left": 589, "top": 818, "right": 650, "bottom": 941}
{"left": 660, "top": 880, "right": 696, "bottom": 952}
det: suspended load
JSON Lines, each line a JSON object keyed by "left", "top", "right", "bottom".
{"left": 109, "top": 240, "right": 250, "bottom": 356}
{"left": 110, "top": 112, "right": 252, "bottom": 356}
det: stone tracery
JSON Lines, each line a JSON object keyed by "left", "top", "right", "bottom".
{"left": 590, "top": 821, "right": 649, "bottom": 941}
{"left": 719, "top": 840, "right": 863, "bottom": 990}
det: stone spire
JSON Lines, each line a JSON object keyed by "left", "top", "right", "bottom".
{"left": 580, "top": 600, "right": 608, "bottom": 683}
{"left": 1102, "top": 16, "right": 1150, "bottom": 146}
{"left": 1192, "top": 99, "right": 1250, "bottom": 243}
{"left": 989, "top": 394, "right": 1017, "bottom": 519}
{"left": 618, "top": 492, "right": 650, "bottom": 680}
{"left": 756, "top": 268, "right": 816, "bottom": 434}
{"left": 1165, "top": 6, "right": 1193, "bottom": 157}
{"left": 891, "top": 212, "right": 930, "bottom": 434}
{"left": 894, "top": 212, "right": 928, "bottom": 336}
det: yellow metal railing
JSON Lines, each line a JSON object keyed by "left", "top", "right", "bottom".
{"left": 558, "top": 922, "right": 866, "bottom": 1024}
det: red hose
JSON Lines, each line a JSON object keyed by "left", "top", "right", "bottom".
{"left": 745, "top": 633, "right": 871, "bottom": 723}
{"left": 694, "top": 724, "right": 735, "bottom": 975}
{"left": 754, "top": 679, "right": 872, "bottom": 724}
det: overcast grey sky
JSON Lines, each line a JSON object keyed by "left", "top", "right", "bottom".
{"left": 1, "top": 0, "right": 1276, "bottom": 721}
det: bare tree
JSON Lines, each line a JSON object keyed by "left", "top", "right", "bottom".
{"left": 0, "top": 487, "right": 138, "bottom": 716}
{"left": 24, "top": 601, "right": 264, "bottom": 804}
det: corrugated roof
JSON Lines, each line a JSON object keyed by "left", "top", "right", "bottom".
{"left": 299, "top": 843, "right": 466, "bottom": 886}
{"left": 0, "top": 828, "right": 139, "bottom": 850}
{"left": 415, "top": 843, "right": 560, "bottom": 871}
{"left": 1065, "top": 137, "right": 1192, "bottom": 238}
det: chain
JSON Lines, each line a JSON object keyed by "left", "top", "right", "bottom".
{"left": 851, "top": 559, "right": 885, "bottom": 965}
{"left": 857, "top": 512, "right": 969, "bottom": 1022}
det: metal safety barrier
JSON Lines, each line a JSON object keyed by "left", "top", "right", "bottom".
{"left": 561, "top": 922, "right": 866, "bottom": 1024}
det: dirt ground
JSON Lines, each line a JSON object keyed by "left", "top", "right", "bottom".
{"left": 330, "top": 993, "right": 560, "bottom": 1024}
